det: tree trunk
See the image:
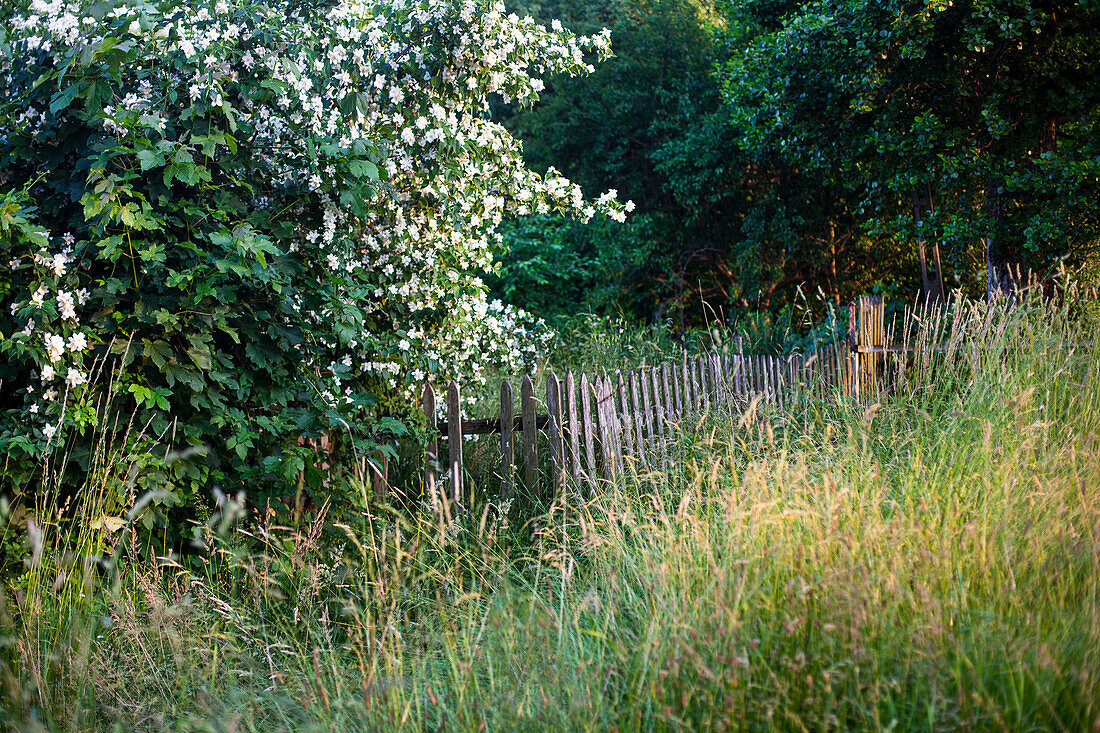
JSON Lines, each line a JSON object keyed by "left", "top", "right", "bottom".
{"left": 913, "top": 187, "right": 944, "bottom": 303}
{"left": 984, "top": 182, "right": 1019, "bottom": 301}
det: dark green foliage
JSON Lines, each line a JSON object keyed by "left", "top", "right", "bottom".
{"left": 496, "top": 0, "right": 738, "bottom": 325}
{"left": 721, "top": 0, "right": 1100, "bottom": 294}
{"left": 0, "top": 1, "right": 391, "bottom": 530}
{"left": 496, "top": 0, "right": 1100, "bottom": 326}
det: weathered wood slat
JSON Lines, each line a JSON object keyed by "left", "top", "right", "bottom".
{"left": 661, "top": 364, "right": 673, "bottom": 428}
{"left": 435, "top": 414, "right": 549, "bottom": 435}
{"left": 708, "top": 356, "right": 720, "bottom": 409}
{"left": 614, "top": 372, "right": 632, "bottom": 473}
{"left": 580, "top": 373, "right": 597, "bottom": 485}
{"left": 500, "top": 380, "right": 514, "bottom": 498}
{"left": 628, "top": 371, "right": 645, "bottom": 463}
{"left": 641, "top": 367, "right": 655, "bottom": 456}
{"left": 566, "top": 371, "right": 582, "bottom": 484}
{"left": 696, "top": 356, "right": 708, "bottom": 412}
{"left": 671, "top": 358, "right": 683, "bottom": 420}
{"left": 680, "top": 357, "right": 689, "bottom": 418}
{"left": 777, "top": 355, "right": 786, "bottom": 405}
{"left": 596, "top": 376, "right": 621, "bottom": 481}
{"left": 521, "top": 376, "right": 538, "bottom": 493}
{"left": 651, "top": 367, "right": 667, "bottom": 470}
{"left": 619, "top": 371, "right": 636, "bottom": 463}
{"left": 447, "top": 382, "right": 463, "bottom": 507}
{"left": 651, "top": 367, "right": 665, "bottom": 438}
{"left": 547, "top": 371, "right": 565, "bottom": 495}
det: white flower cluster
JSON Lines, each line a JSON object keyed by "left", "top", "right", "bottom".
{"left": 3, "top": 0, "right": 630, "bottom": 429}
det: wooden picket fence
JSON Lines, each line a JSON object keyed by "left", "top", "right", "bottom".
{"left": 418, "top": 296, "right": 898, "bottom": 506}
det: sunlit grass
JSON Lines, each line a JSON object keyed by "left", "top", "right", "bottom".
{"left": 3, "top": 286, "right": 1099, "bottom": 731}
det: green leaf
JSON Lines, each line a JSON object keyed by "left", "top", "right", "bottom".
{"left": 349, "top": 160, "right": 379, "bottom": 180}
{"left": 142, "top": 339, "right": 173, "bottom": 369}
{"left": 137, "top": 148, "right": 164, "bottom": 171}
{"left": 49, "top": 84, "right": 81, "bottom": 115}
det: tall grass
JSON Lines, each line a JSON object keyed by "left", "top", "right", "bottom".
{"left": 3, "top": 288, "right": 1099, "bottom": 731}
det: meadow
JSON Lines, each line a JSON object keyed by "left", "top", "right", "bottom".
{"left": 2, "top": 287, "right": 1098, "bottom": 732}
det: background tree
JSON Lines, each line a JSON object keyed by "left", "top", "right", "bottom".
{"left": 717, "top": 0, "right": 1100, "bottom": 298}
{"left": 495, "top": 0, "right": 1100, "bottom": 325}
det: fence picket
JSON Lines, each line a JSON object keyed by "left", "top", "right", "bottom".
{"left": 614, "top": 372, "right": 634, "bottom": 473}
{"left": 682, "top": 354, "right": 693, "bottom": 415}
{"left": 547, "top": 371, "right": 565, "bottom": 495}
{"left": 709, "top": 356, "right": 721, "bottom": 408}
{"left": 500, "top": 380, "right": 514, "bottom": 498}
{"left": 580, "top": 373, "right": 597, "bottom": 486}
{"left": 651, "top": 368, "right": 665, "bottom": 438}
{"left": 447, "top": 382, "right": 463, "bottom": 507}
{"left": 641, "top": 367, "right": 655, "bottom": 456}
{"left": 695, "top": 356, "right": 708, "bottom": 412}
{"left": 521, "top": 375, "right": 538, "bottom": 493}
{"left": 628, "top": 372, "right": 645, "bottom": 463}
{"left": 661, "top": 364, "right": 673, "bottom": 428}
{"left": 597, "top": 376, "right": 622, "bottom": 480}
{"left": 566, "top": 371, "right": 581, "bottom": 484}
{"left": 619, "top": 372, "right": 635, "bottom": 464}
{"left": 672, "top": 359, "right": 683, "bottom": 420}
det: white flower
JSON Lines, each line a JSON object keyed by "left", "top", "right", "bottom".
{"left": 40, "top": 364, "right": 55, "bottom": 381}
{"left": 42, "top": 423, "right": 57, "bottom": 441}
{"left": 75, "top": 288, "right": 89, "bottom": 305}
{"left": 57, "top": 291, "right": 76, "bottom": 321}
{"left": 31, "top": 284, "right": 47, "bottom": 308}
{"left": 29, "top": 404, "right": 39, "bottom": 414}
{"left": 66, "top": 369, "right": 87, "bottom": 389}
{"left": 44, "top": 333, "right": 65, "bottom": 363}
{"left": 67, "top": 332, "right": 87, "bottom": 352}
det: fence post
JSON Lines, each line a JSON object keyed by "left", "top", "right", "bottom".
{"left": 547, "top": 371, "right": 565, "bottom": 495}
{"left": 521, "top": 375, "right": 538, "bottom": 494}
{"left": 447, "top": 382, "right": 463, "bottom": 508}
{"left": 501, "top": 380, "right": 514, "bottom": 499}
{"left": 370, "top": 448, "right": 389, "bottom": 502}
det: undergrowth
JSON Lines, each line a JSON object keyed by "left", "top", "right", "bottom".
{"left": 2, "top": 287, "right": 1099, "bottom": 731}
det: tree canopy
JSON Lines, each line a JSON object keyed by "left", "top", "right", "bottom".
{"left": 494, "top": 0, "right": 1100, "bottom": 324}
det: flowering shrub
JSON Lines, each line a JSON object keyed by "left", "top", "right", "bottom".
{"left": 0, "top": 0, "right": 627, "bottom": 508}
